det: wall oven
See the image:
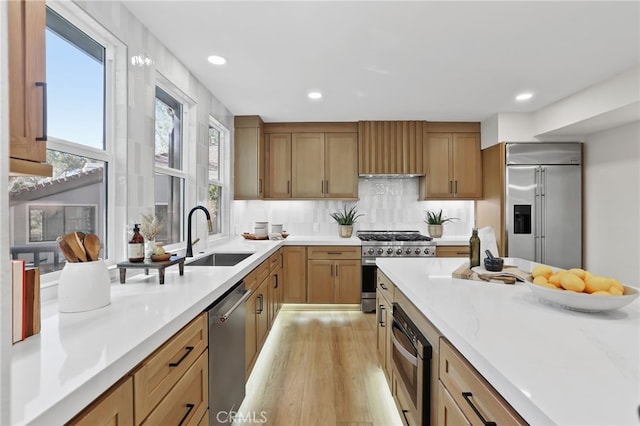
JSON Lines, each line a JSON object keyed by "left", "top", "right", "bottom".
{"left": 391, "top": 302, "right": 432, "bottom": 426}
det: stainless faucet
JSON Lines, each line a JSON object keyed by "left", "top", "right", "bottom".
{"left": 186, "top": 205, "right": 213, "bottom": 257}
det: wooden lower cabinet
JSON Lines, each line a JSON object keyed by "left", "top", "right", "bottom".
{"left": 141, "top": 350, "right": 208, "bottom": 426}
{"left": 436, "top": 245, "right": 470, "bottom": 258}
{"left": 68, "top": 377, "right": 134, "bottom": 425}
{"left": 376, "top": 289, "right": 392, "bottom": 383}
{"left": 438, "top": 382, "right": 471, "bottom": 426}
{"left": 307, "top": 246, "right": 361, "bottom": 304}
{"left": 133, "top": 314, "right": 207, "bottom": 424}
{"left": 439, "top": 338, "right": 526, "bottom": 425}
{"left": 282, "top": 246, "right": 307, "bottom": 303}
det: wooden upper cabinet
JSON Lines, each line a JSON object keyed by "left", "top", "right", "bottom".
{"left": 325, "top": 133, "right": 358, "bottom": 198}
{"left": 419, "top": 122, "right": 482, "bottom": 200}
{"left": 8, "top": 0, "right": 52, "bottom": 177}
{"left": 292, "top": 133, "right": 325, "bottom": 198}
{"left": 358, "top": 121, "right": 425, "bottom": 175}
{"left": 234, "top": 116, "right": 265, "bottom": 200}
{"left": 265, "top": 133, "right": 292, "bottom": 198}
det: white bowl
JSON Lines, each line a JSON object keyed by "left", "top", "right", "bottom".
{"left": 525, "top": 277, "right": 639, "bottom": 312}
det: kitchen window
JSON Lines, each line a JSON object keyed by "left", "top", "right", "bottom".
{"left": 154, "top": 83, "right": 191, "bottom": 244}
{"left": 207, "top": 119, "right": 224, "bottom": 235}
{"left": 8, "top": 5, "right": 116, "bottom": 275}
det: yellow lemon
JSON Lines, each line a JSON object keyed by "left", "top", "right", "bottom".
{"left": 609, "top": 278, "right": 624, "bottom": 293}
{"left": 568, "top": 268, "right": 586, "bottom": 279}
{"left": 592, "top": 290, "right": 612, "bottom": 296}
{"left": 560, "top": 273, "right": 585, "bottom": 292}
{"left": 548, "top": 274, "right": 563, "bottom": 288}
{"left": 584, "top": 271, "right": 593, "bottom": 280}
{"left": 609, "top": 287, "right": 623, "bottom": 296}
{"left": 584, "top": 276, "right": 612, "bottom": 294}
{"left": 533, "top": 276, "right": 548, "bottom": 285}
{"left": 532, "top": 265, "right": 553, "bottom": 279}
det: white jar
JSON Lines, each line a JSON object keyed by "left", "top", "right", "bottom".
{"left": 271, "top": 224, "right": 283, "bottom": 234}
{"left": 254, "top": 221, "right": 268, "bottom": 236}
{"left": 58, "top": 260, "right": 111, "bottom": 313}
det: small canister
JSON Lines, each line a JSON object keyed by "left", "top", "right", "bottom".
{"left": 271, "top": 224, "right": 283, "bottom": 234}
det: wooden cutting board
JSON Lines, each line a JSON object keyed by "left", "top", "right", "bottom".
{"left": 452, "top": 262, "right": 527, "bottom": 285}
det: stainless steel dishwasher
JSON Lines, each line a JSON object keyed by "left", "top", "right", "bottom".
{"left": 208, "top": 280, "right": 251, "bottom": 425}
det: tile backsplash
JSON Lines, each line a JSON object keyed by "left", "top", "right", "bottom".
{"left": 232, "top": 178, "right": 474, "bottom": 239}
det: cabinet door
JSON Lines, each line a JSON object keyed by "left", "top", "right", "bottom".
{"left": 325, "top": 133, "right": 358, "bottom": 199}
{"left": 334, "top": 259, "right": 361, "bottom": 304}
{"left": 452, "top": 133, "right": 482, "bottom": 198}
{"left": 255, "top": 278, "right": 270, "bottom": 350}
{"left": 292, "top": 133, "right": 325, "bottom": 198}
{"left": 69, "top": 377, "right": 134, "bottom": 426}
{"left": 245, "top": 289, "right": 258, "bottom": 379}
{"left": 283, "top": 246, "right": 307, "bottom": 303}
{"left": 306, "top": 260, "right": 334, "bottom": 303}
{"left": 424, "top": 133, "right": 454, "bottom": 198}
{"left": 376, "top": 293, "right": 391, "bottom": 382}
{"left": 268, "top": 269, "right": 280, "bottom": 328}
{"left": 438, "top": 382, "right": 471, "bottom": 426}
{"left": 234, "top": 122, "right": 264, "bottom": 200}
{"left": 266, "top": 133, "right": 291, "bottom": 198}
{"left": 8, "top": 0, "right": 52, "bottom": 176}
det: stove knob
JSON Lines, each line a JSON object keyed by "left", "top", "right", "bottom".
{"left": 415, "top": 248, "right": 421, "bottom": 255}
{"left": 387, "top": 248, "right": 393, "bottom": 255}
{"left": 396, "top": 248, "right": 402, "bottom": 255}
{"left": 377, "top": 248, "right": 384, "bottom": 255}
{"left": 368, "top": 248, "right": 374, "bottom": 255}
{"left": 424, "top": 248, "right": 431, "bottom": 255}
{"left": 405, "top": 248, "right": 412, "bottom": 254}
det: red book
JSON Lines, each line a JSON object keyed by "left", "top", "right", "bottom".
{"left": 24, "top": 267, "right": 41, "bottom": 338}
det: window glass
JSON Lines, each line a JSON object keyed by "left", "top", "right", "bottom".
{"left": 208, "top": 126, "right": 220, "bottom": 182}
{"left": 46, "top": 8, "right": 105, "bottom": 149}
{"left": 8, "top": 8, "right": 108, "bottom": 274}
{"left": 208, "top": 121, "right": 224, "bottom": 235}
{"left": 155, "top": 87, "right": 182, "bottom": 170}
{"left": 154, "top": 174, "right": 184, "bottom": 244}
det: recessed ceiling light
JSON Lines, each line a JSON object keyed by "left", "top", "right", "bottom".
{"left": 207, "top": 55, "right": 226, "bottom": 65}
{"left": 308, "top": 91, "right": 322, "bottom": 100}
{"left": 515, "top": 92, "right": 533, "bottom": 101}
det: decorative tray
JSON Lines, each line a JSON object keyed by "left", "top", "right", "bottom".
{"left": 241, "top": 232, "right": 289, "bottom": 240}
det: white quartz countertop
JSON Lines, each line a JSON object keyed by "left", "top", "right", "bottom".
{"left": 377, "top": 257, "right": 640, "bottom": 426}
{"left": 10, "top": 235, "right": 359, "bottom": 425}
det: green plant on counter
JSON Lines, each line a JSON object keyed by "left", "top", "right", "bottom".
{"left": 330, "top": 204, "right": 364, "bottom": 225}
{"left": 424, "top": 209, "right": 458, "bottom": 225}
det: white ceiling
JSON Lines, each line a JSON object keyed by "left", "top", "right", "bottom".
{"left": 121, "top": 1, "right": 640, "bottom": 123}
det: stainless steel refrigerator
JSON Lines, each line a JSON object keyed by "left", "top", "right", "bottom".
{"left": 505, "top": 143, "right": 582, "bottom": 269}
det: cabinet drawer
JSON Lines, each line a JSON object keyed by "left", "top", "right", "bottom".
{"left": 307, "top": 246, "right": 360, "bottom": 260}
{"left": 377, "top": 270, "right": 394, "bottom": 303}
{"left": 438, "top": 381, "right": 471, "bottom": 426}
{"left": 439, "top": 338, "right": 526, "bottom": 425}
{"left": 134, "top": 313, "right": 208, "bottom": 425}
{"left": 269, "top": 249, "right": 281, "bottom": 272}
{"left": 141, "top": 350, "right": 208, "bottom": 426}
{"left": 69, "top": 376, "right": 134, "bottom": 425}
{"left": 256, "top": 259, "right": 270, "bottom": 284}
{"left": 436, "top": 245, "right": 470, "bottom": 258}
{"left": 393, "top": 375, "right": 418, "bottom": 426}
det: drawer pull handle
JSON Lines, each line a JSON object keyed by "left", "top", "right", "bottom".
{"left": 177, "top": 403, "right": 195, "bottom": 426}
{"left": 169, "top": 346, "right": 194, "bottom": 367}
{"left": 327, "top": 252, "right": 342, "bottom": 255}
{"left": 379, "top": 283, "right": 387, "bottom": 290}
{"left": 462, "top": 392, "right": 496, "bottom": 426}
{"left": 378, "top": 305, "right": 385, "bottom": 327}
{"left": 35, "top": 82, "right": 47, "bottom": 141}
{"left": 257, "top": 294, "right": 264, "bottom": 314}
{"left": 401, "top": 409, "right": 410, "bottom": 425}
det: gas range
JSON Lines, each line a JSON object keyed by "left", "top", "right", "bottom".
{"left": 357, "top": 230, "right": 436, "bottom": 262}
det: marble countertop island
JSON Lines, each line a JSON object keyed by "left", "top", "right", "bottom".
{"left": 377, "top": 257, "right": 640, "bottom": 426}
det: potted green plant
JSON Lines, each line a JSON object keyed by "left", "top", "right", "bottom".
{"left": 424, "top": 209, "right": 458, "bottom": 238}
{"left": 330, "top": 204, "right": 364, "bottom": 238}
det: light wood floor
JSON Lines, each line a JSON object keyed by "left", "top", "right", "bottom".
{"left": 236, "top": 309, "right": 403, "bottom": 426}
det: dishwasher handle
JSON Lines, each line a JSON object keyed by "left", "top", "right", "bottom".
{"left": 218, "top": 289, "right": 252, "bottom": 323}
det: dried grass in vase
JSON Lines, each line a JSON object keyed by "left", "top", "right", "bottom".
{"left": 139, "top": 213, "right": 163, "bottom": 241}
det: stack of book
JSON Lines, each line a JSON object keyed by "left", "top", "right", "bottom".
{"left": 12, "top": 260, "right": 41, "bottom": 344}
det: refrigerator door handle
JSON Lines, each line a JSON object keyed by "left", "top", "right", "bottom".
{"left": 540, "top": 167, "right": 546, "bottom": 263}
{"left": 534, "top": 167, "right": 539, "bottom": 262}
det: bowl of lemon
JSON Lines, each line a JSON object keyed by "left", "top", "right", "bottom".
{"left": 525, "top": 265, "right": 639, "bottom": 312}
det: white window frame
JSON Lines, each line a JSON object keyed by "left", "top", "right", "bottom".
{"left": 207, "top": 115, "right": 230, "bottom": 240}
{"left": 38, "top": 1, "right": 124, "bottom": 285}
{"left": 154, "top": 73, "right": 196, "bottom": 251}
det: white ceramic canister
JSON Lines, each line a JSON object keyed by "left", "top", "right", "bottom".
{"left": 58, "top": 259, "right": 111, "bottom": 313}
{"left": 271, "top": 224, "right": 283, "bottom": 234}
{"left": 254, "top": 221, "right": 268, "bottom": 236}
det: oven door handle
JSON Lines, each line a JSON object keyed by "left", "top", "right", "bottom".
{"left": 391, "top": 325, "right": 418, "bottom": 367}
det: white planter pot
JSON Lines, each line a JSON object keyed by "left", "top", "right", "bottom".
{"left": 338, "top": 225, "right": 354, "bottom": 238}
{"left": 428, "top": 224, "right": 443, "bottom": 238}
{"left": 58, "top": 260, "right": 111, "bottom": 313}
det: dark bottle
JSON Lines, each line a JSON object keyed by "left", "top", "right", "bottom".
{"left": 469, "top": 228, "right": 481, "bottom": 268}
{"left": 128, "top": 224, "right": 145, "bottom": 262}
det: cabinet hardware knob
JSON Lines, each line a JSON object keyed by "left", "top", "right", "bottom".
{"left": 35, "top": 82, "right": 47, "bottom": 141}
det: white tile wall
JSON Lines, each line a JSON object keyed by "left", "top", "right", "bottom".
{"left": 232, "top": 178, "right": 475, "bottom": 239}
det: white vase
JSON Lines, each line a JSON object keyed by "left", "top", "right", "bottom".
{"left": 58, "top": 260, "right": 111, "bottom": 313}
{"left": 145, "top": 240, "right": 157, "bottom": 258}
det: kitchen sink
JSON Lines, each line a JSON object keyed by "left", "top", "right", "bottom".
{"left": 187, "top": 252, "right": 254, "bottom": 267}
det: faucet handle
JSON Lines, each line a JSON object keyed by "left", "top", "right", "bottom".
{"left": 207, "top": 220, "right": 214, "bottom": 233}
